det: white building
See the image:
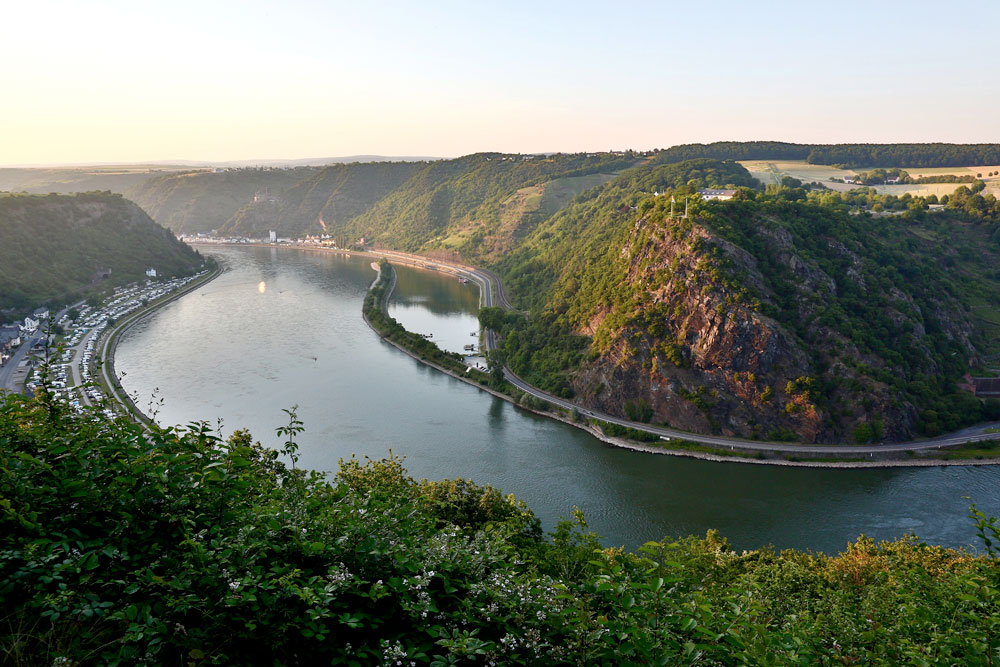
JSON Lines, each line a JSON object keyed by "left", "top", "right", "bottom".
{"left": 21, "top": 317, "right": 39, "bottom": 334}
{"left": 269, "top": 230, "right": 277, "bottom": 243}
{"left": 145, "top": 267, "right": 157, "bottom": 278}
{"left": 697, "top": 189, "right": 737, "bottom": 201}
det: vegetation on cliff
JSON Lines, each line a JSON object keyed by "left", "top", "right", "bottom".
{"left": 0, "top": 192, "right": 204, "bottom": 314}
{"left": 2, "top": 391, "right": 1000, "bottom": 664}
{"left": 488, "top": 160, "right": 1000, "bottom": 442}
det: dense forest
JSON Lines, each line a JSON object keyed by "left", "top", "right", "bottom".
{"left": 649, "top": 142, "right": 1000, "bottom": 168}
{"left": 3, "top": 391, "right": 999, "bottom": 664}
{"left": 0, "top": 192, "right": 205, "bottom": 315}
{"left": 124, "top": 167, "right": 321, "bottom": 234}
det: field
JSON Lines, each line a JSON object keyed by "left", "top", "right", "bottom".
{"left": 740, "top": 160, "right": 1000, "bottom": 197}
{"left": 0, "top": 165, "right": 196, "bottom": 194}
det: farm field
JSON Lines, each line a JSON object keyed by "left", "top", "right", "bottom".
{"left": 739, "top": 160, "right": 1000, "bottom": 197}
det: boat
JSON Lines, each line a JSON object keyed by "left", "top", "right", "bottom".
{"left": 458, "top": 277, "right": 468, "bottom": 284}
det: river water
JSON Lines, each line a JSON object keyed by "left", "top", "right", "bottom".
{"left": 116, "top": 246, "right": 1000, "bottom": 553}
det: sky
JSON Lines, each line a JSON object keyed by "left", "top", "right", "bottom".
{"left": 3, "top": 0, "right": 999, "bottom": 165}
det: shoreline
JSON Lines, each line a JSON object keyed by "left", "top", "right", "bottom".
{"left": 97, "top": 263, "right": 223, "bottom": 424}
{"left": 351, "top": 252, "right": 1000, "bottom": 469}
{"left": 162, "top": 242, "right": 1000, "bottom": 468}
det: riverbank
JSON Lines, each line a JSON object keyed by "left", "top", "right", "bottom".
{"left": 357, "top": 257, "right": 1000, "bottom": 468}
{"left": 182, "top": 241, "right": 1000, "bottom": 466}
{"left": 96, "top": 263, "right": 223, "bottom": 425}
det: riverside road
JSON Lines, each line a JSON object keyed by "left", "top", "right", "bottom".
{"left": 366, "top": 249, "right": 1000, "bottom": 458}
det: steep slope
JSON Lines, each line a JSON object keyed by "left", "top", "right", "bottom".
{"left": 490, "top": 160, "right": 1000, "bottom": 442}
{"left": 220, "top": 162, "right": 423, "bottom": 238}
{"left": 125, "top": 167, "right": 319, "bottom": 234}
{"left": 341, "top": 152, "right": 641, "bottom": 255}
{"left": 0, "top": 192, "right": 204, "bottom": 313}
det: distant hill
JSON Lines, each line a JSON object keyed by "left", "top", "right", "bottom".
{"left": 131, "top": 153, "right": 643, "bottom": 244}
{"left": 0, "top": 167, "right": 191, "bottom": 196}
{"left": 0, "top": 192, "right": 205, "bottom": 314}
{"left": 220, "top": 162, "right": 424, "bottom": 238}
{"left": 124, "top": 167, "right": 321, "bottom": 234}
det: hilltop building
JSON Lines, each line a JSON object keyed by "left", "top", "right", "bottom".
{"left": 697, "top": 189, "right": 737, "bottom": 201}
{"left": 145, "top": 267, "right": 157, "bottom": 278}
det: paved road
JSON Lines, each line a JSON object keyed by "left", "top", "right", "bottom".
{"left": 372, "top": 249, "right": 1000, "bottom": 457}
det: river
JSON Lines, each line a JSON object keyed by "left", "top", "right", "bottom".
{"left": 116, "top": 246, "right": 1000, "bottom": 553}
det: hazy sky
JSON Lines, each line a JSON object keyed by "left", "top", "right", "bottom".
{"left": 3, "top": 0, "right": 999, "bottom": 164}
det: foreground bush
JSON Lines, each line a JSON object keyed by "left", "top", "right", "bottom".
{"left": 2, "top": 390, "right": 999, "bottom": 665}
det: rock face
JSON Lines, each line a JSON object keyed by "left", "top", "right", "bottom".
{"left": 566, "top": 209, "right": 977, "bottom": 443}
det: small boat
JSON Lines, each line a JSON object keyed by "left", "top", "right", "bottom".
{"left": 458, "top": 277, "right": 468, "bottom": 284}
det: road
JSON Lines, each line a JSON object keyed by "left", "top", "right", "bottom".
{"left": 368, "top": 249, "right": 1000, "bottom": 457}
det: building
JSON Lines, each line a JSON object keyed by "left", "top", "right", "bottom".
{"left": 269, "top": 230, "right": 277, "bottom": 243}
{"left": 697, "top": 189, "right": 737, "bottom": 201}
{"left": 21, "top": 317, "right": 39, "bottom": 334}
{"left": 33, "top": 308, "right": 50, "bottom": 320}
{"left": 0, "top": 327, "right": 22, "bottom": 360}
{"left": 145, "top": 267, "right": 157, "bottom": 278}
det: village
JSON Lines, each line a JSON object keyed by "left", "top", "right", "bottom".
{"left": 0, "top": 269, "right": 209, "bottom": 410}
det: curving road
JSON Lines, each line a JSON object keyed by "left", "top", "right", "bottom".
{"left": 367, "top": 248, "right": 1000, "bottom": 458}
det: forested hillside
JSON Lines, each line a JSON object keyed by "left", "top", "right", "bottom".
{"left": 220, "top": 161, "right": 423, "bottom": 238}
{"left": 3, "top": 392, "right": 1000, "bottom": 664}
{"left": 124, "top": 167, "right": 320, "bottom": 234}
{"left": 0, "top": 192, "right": 204, "bottom": 314}
{"left": 112, "top": 150, "right": 1000, "bottom": 442}
{"left": 487, "top": 160, "right": 1000, "bottom": 442}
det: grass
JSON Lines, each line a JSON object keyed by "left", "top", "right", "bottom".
{"left": 932, "top": 438, "right": 1000, "bottom": 460}
{"left": 658, "top": 438, "right": 761, "bottom": 459}
{"left": 738, "top": 160, "right": 998, "bottom": 198}
{"left": 538, "top": 173, "right": 617, "bottom": 215}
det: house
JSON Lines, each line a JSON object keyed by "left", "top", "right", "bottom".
{"left": 697, "top": 189, "right": 737, "bottom": 201}
{"left": 886, "top": 176, "right": 901, "bottom": 184}
{"left": 269, "top": 230, "right": 277, "bottom": 243}
{"left": 843, "top": 177, "right": 858, "bottom": 185}
{"left": 0, "top": 327, "right": 22, "bottom": 356}
{"left": 145, "top": 267, "right": 157, "bottom": 278}
{"left": 33, "top": 307, "right": 50, "bottom": 320}
{"left": 21, "top": 317, "right": 39, "bottom": 334}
